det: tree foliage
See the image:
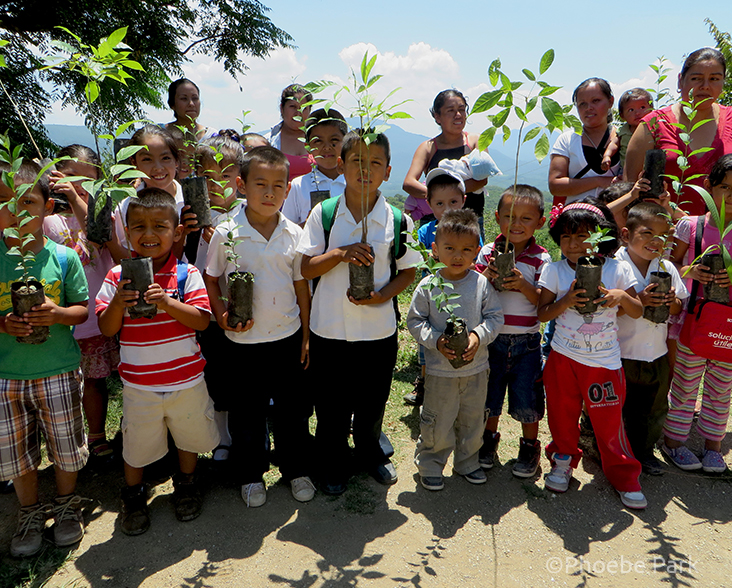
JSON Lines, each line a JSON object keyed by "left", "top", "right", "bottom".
{"left": 706, "top": 18, "right": 732, "bottom": 107}
{"left": 0, "top": 0, "right": 293, "bottom": 156}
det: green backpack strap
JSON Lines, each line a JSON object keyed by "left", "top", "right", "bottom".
{"left": 321, "top": 195, "right": 341, "bottom": 251}
{"left": 314, "top": 198, "right": 407, "bottom": 323}
{"left": 312, "top": 196, "right": 341, "bottom": 295}
{"left": 388, "top": 204, "right": 407, "bottom": 322}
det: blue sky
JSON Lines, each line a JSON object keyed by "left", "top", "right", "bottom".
{"left": 47, "top": 3, "right": 731, "bottom": 139}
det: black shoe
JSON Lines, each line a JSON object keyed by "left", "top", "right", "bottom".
{"left": 641, "top": 455, "right": 666, "bottom": 476}
{"left": 403, "top": 376, "right": 425, "bottom": 406}
{"left": 513, "top": 437, "right": 541, "bottom": 478}
{"left": 371, "top": 460, "right": 398, "bottom": 485}
{"left": 172, "top": 473, "right": 203, "bottom": 522}
{"left": 479, "top": 431, "right": 500, "bottom": 469}
{"left": 120, "top": 484, "right": 150, "bottom": 536}
{"left": 321, "top": 480, "right": 347, "bottom": 496}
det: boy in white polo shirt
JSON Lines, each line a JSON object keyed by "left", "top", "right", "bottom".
{"left": 475, "top": 185, "right": 550, "bottom": 477}
{"left": 282, "top": 108, "right": 347, "bottom": 226}
{"left": 204, "top": 146, "right": 314, "bottom": 507}
{"left": 616, "top": 202, "right": 686, "bottom": 475}
{"left": 299, "top": 129, "right": 420, "bottom": 495}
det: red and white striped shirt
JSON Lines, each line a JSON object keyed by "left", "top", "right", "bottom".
{"left": 96, "top": 255, "right": 211, "bottom": 392}
{"left": 476, "top": 236, "right": 551, "bottom": 334}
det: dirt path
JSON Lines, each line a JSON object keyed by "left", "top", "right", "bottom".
{"left": 2, "top": 411, "right": 732, "bottom": 588}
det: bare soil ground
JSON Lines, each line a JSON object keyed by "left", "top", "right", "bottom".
{"left": 2, "top": 324, "right": 732, "bottom": 588}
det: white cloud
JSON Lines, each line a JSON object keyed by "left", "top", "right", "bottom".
{"left": 333, "top": 42, "right": 465, "bottom": 136}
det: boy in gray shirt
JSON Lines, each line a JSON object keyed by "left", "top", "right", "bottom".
{"left": 407, "top": 209, "right": 504, "bottom": 490}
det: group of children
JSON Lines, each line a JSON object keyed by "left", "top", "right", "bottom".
{"left": 2, "top": 100, "right": 732, "bottom": 558}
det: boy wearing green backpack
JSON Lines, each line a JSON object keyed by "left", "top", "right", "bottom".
{"left": 299, "top": 130, "right": 420, "bottom": 495}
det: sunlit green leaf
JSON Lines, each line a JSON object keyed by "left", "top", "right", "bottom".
{"left": 539, "top": 49, "right": 555, "bottom": 74}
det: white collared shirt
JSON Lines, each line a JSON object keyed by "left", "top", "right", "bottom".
{"left": 615, "top": 247, "right": 689, "bottom": 362}
{"left": 282, "top": 169, "right": 346, "bottom": 225}
{"left": 205, "top": 207, "right": 304, "bottom": 344}
{"left": 297, "top": 195, "right": 421, "bottom": 342}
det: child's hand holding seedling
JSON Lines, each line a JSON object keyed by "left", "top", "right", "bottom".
{"left": 484, "top": 259, "right": 533, "bottom": 295}
{"left": 180, "top": 205, "right": 200, "bottom": 237}
{"left": 338, "top": 242, "right": 374, "bottom": 267}
{"left": 437, "top": 331, "right": 480, "bottom": 362}
{"left": 561, "top": 279, "right": 590, "bottom": 310}
{"left": 112, "top": 279, "right": 140, "bottom": 308}
{"left": 1, "top": 313, "right": 32, "bottom": 337}
{"left": 22, "top": 296, "right": 73, "bottom": 327}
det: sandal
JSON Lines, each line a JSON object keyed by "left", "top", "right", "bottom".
{"left": 88, "top": 438, "right": 113, "bottom": 462}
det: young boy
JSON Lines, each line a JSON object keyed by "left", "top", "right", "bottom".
{"left": 408, "top": 209, "right": 504, "bottom": 490}
{"left": 204, "top": 146, "right": 315, "bottom": 506}
{"left": 616, "top": 202, "right": 687, "bottom": 474}
{"left": 602, "top": 88, "right": 653, "bottom": 170}
{"left": 96, "top": 188, "right": 219, "bottom": 535}
{"left": 475, "top": 185, "right": 550, "bottom": 477}
{"left": 282, "top": 108, "right": 347, "bottom": 227}
{"left": 404, "top": 168, "right": 469, "bottom": 407}
{"left": 191, "top": 136, "right": 246, "bottom": 461}
{"left": 0, "top": 161, "right": 90, "bottom": 557}
{"left": 298, "top": 129, "right": 421, "bottom": 495}
{"left": 241, "top": 133, "right": 270, "bottom": 152}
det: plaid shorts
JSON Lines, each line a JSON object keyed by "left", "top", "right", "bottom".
{"left": 0, "top": 370, "right": 88, "bottom": 481}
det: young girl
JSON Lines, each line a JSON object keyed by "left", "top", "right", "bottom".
{"left": 45, "top": 145, "right": 119, "bottom": 464}
{"left": 112, "top": 125, "right": 195, "bottom": 258}
{"left": 403, "top": 90, "right": 488, "bottom": 227}
{"left": 662, "top": 154, "right": 732, "bottom": 472}
{"left": 538, "top": 201, "right": 646, "bottom": 509}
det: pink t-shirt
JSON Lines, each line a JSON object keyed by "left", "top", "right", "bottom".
{"left": 43, "top": 214, "right": 115, "bottom": 340}
{"left": 642, "top": 105, "right": 732, "bottom": 216}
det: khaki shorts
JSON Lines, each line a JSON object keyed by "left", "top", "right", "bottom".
{"left": 121, "top": 379, "right": 219, "bottom": 468}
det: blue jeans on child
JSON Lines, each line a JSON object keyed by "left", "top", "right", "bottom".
{"left": 487, "top": 332, "right": 545, "bottom": 423}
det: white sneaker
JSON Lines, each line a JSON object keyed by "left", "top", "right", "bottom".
{"left": 619, "top": 490, "right": 647, "bottom": 509}
{"left": 290, "top": 477, "right": 316, "bottom": 502}
{"left": 241, "top": 482, "right": 266, "bottom": 507}
{"left": 545, "top": 453, "right": 573, "bottom": 493}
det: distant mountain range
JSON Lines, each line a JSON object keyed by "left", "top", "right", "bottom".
{"left": 45, "top": 122, "right": 551, "bottom": 197}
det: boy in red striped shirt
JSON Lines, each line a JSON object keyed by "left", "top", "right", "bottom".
{"left": 97, "top": 188, "right": 219, "bottom": 536}
{"left": 475, "top": 185, "right": 550, "bottom": 478}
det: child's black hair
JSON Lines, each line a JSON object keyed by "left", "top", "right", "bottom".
{"left": 56, "top": 144, "right": 101, "bottom": 173}
{"left": 625, "top": 201, "right": 670, "bottom": 234}
{"left": 596, "top": 182, "right": 635, "bottom": 207}
{"left": 549, "top": 198, "right": 619, "bottom": 256}
{"left": 196, "top": 137, "right": 245, "bottom": 176}
{"left": 129, "top": 125, "right": 180, "bottom": 163}
{"left": 305, "top": 108, "right": 348, "bottom": 141}
{"left": 618, "top": 88, "right": 653, "bottom": 116}
{"left": 217, "top": 129, "right": 241, "bottom": 142}
{"left": 497, "top": 184, "right": 545, "bottom": 216}
{"left": 167, "top": 78, "right": 199, "bottom": 110}
{"left": 341, "top": 129, "right": 391, "bottom": 165}
{"left": 241, "top": 145, "right": 289, "bottom": 182}
{"left": 708, "top": 154, "right": 732, "bottom": 187}
{"left": 430, "top": 89, "right": 469, "bottom": 122}
{"left": 279, "top": 83, "right": 313, "bottom": 111}
{"left": 435, "top": 209, "right": 480, "bottom": 246}
{"left": 426, "top": 173, "right": 463, "bottom": 202}
{"left": 0, "top": 160, "right": 50, "bottom": 202}
{"left": 126, "top": 188, "right": 179, "bottom": 226}
{"left": 240, "top": 133, "right": 269, "bottom": 148}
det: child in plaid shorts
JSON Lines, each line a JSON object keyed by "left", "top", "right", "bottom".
{"left": 0, "top": 160, "right": 90, "bottom": 557}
